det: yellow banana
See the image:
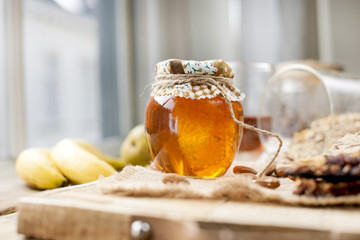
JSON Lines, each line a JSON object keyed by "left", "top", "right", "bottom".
{"left": 51, "top": 139, "right": 116, "bottom": 184}
{"left": 15, "top": 148, "right": 67, "bottom": 189}
{"left": 72, "top": 139, "right": 125, "bottom": 170}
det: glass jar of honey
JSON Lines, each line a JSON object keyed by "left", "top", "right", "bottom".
{"left": 145, "top": 59, "right": 245, "bottom": 177}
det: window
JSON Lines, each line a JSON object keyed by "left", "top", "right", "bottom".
{"left": 0, "top": 0, "right": 125, "bottom": 161}
{"left": 0, "top": 1, "right": 7, "bottom": 158}
{"left": 24, "top": 0, "right": 102, "bottom": 147}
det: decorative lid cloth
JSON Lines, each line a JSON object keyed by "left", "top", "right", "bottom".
{"left": 152, "top": 59, "right": 246, "bottom": 102}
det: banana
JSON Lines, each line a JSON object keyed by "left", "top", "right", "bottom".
{"left": 51, "top": 139, "right": 116, "bottom": 184}
{"left": 72, "top": 139, "right": 125, "bottom": 170}
{"left": 15, "top": 148, "right": 67, "bottom": 189}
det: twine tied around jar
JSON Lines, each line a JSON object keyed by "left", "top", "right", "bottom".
{"left": 153, "top": 74, "right": 283, "bottom": 177}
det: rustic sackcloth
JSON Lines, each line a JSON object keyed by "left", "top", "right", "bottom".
{"left": 98, "top": 152, "right": 360, "bottom": 207}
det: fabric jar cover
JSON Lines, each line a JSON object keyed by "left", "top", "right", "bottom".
{"left": 153, "top": 59, "right": 246, "bottom": 102}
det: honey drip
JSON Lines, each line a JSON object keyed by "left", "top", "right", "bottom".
{"left": 145, "top": 95, "right": 243, "bottom": 177}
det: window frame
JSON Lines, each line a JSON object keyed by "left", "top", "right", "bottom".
{"left": 4, "top": 0, "right": 26, "bottom": 160}
{"left": 1, "top": 0, "right": 135, "bottom": 161}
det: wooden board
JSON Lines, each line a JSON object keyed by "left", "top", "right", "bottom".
{"left": 17, "top": 178, "right": 360, "bottom": 240}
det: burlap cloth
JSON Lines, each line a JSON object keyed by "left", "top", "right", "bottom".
{"left": 98, "top": 153, "right": 360, "bottom": 207}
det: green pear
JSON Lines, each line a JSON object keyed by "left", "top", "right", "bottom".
{"left": 120, "top": 124, "right": 152, "bottom": 166}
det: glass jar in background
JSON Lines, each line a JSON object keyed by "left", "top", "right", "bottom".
{"left": 229, "top": 62, "right": 273, "bottom": 152}
{"left": 258, "top": 63, "right": 360, "bottom": 155}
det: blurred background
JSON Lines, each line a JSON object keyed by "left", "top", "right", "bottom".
{"left": 0, "top": 0, "right": 359, "bottom": 160}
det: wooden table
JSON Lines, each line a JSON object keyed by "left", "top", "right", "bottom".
{"left": 0, "top": 161, "right": 38, "bottom": 239}
{"left": 0, "top": 213, "right": 21, "bottom": 240}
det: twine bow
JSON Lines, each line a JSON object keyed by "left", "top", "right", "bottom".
{"left": 154, "top": 74, "right": 283, "bottom": 177}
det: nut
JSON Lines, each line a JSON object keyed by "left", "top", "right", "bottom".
{"left": 264, "top": 164, "right": 276, "bottom": 176}
{"left": 275, "top": 166, "right": 290, "bottom": 178}
{"left": 162, "top": 174, "right": 190, "bottom": 185}
{"left": 233, "top": 165, "right": 257, "bottom": 175}
{"left": 288, "top": 175, "right": 296, "bottom": 181}
{"left": 255, "top": 176, "right": 280, "bottom": 189}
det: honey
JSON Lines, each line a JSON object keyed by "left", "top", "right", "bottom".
{"left": 145, "top": 95, "right": 243, "bottom": 177}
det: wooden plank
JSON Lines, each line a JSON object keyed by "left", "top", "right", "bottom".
{"left": 18, "top": 199, "right": 131, "bottom": 240}
{"left": 198, "top": 222, "right": 331, "bottom": 240}
{"left": 16, "top": 181, "right": 360, "bottom": 240}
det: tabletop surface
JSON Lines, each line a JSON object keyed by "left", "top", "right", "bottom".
{"left": 0, "top": 161, "right": 38, "bottom": 239}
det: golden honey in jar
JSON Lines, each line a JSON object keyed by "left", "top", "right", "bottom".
{"left": 145, "top": 59, "right": 245, "bottom": 177}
